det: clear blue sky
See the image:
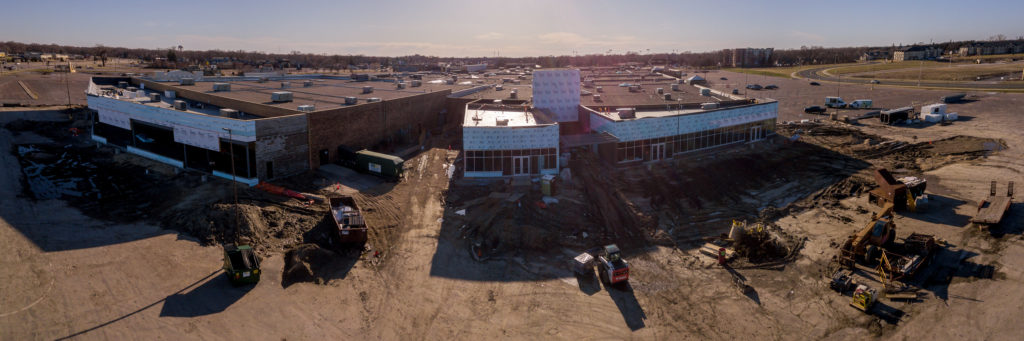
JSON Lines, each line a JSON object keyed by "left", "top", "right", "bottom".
{"left": 1, "top": 0, "right": 1020, "bottom": 57}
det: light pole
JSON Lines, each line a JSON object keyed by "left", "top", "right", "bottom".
{"left": 223, "top": 128, "right": 239, "bottom": 240}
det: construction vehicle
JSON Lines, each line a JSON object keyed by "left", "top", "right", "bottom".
{"left": 868, "top": 168, "right": 927, "bottom": 212}
{"left": 850, "top": 284, "right": 877, "bottom": 312}
{"left": 838, "top": 203, "right": 897, "bottom": 267}
{"left": 223, "top": 243, "right": 261, "bottom": 286}
{"left": 829, "top": 268, "right": 855, "bottom": 292}
{"left": 971, "top": 181, "right": 1014, "bottom": 229}
{"left": 597, "top": 244, "right": 630, "bottom": 286}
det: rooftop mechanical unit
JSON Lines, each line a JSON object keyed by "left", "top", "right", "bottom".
{"left": 179, "top": 78, "right": 195, "bottom": 86}
{"left": 213, "top": 83, "right": 231, "bottom": 91}
{"left": 671, "top": 84, "right": 680, "bottom": 91}
{"left": 701, "top": 102, "right": 719, "bottom": 110}
{"left": 281, "top": 82, "right": 291, "bottom": 88}
{"left": 164, "top": 90, "right": 176, "bottom": 99}
{"left": 616, "top": 108, "right": 636, "bottom": 119}
{"left": 656, "top": 88, "right": 664, "bottom": 94}
{"left": 495, "top": 84, "right": 504, "bottom": 91}
{"left": 593, "top": 94, "right": 602, "bottom": 102}
{"left": 173, "top": 100, "right": 188, "bottom": 111}
{"left": 700, "top": 88, "right": 711, "bottom": 96}
{"left": 410, "top": 80, "right": 422, "bottom": 87}
{"left": 509, "top": 89, "right": 518, "bottom": 99}
{"left": 149, "top": 93, "right": 161, "bottom": 102}
{"left": 367, "top": 97, "right": 382, "bottom": 103}
{"left": 362, "top": 86, "right": 374, "bottom": 94}
{"left": 126, "top": 86, "right": 138, "bottom": 92}
{"left": 220, "top": 108, "right": 238, "bottom": 117}
{"left": 664, "top": 93, "right": 672, "bottom": 100}
{"left": 596, "top": 86, "right": 603, "bottom": 92}
{"left": 344, "top": 97, "right": 358, "bottom": 105}
{"left": 303, "top": 80, "right": 313, "bottom": 87}
{"left": 271, "top": 91, "right": 293, "bottom": 102}
{"left": 117, "top": 81, "right": 128, "bottom": 88}
{"left": 396, "top": 82, "right": 406, "bottom": 89}
{"left": 297, "top": 105, "right": 315, "bottom": 112}
{"left": 495, "top": 118, "right": 509, "bottom": 126}
{"left": 258, "top": 77, "right": 269, "bottom": 83}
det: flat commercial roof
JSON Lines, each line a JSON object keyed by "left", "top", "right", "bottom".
{"left": 150, "top": 76, "right": 479, "bottom": 112}
{"left": 581, "top": 81, "right": 730, "bottom": 107}
{"left": 463, "top": 104, "right": 554, "bottom": 128}
{"left": 587, "top": 99, "right": 774, "bottom": 121}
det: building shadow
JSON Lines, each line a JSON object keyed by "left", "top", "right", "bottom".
{"left": 872, "top": 300, "right": 905, "bottom": 325}
{"left": 159, "top": 272, "right": 254, "bottom": 317}
{"left": 898, "top": 194, "right": 971, "bottom": 227}
{"left": 603, "top": 281, "right": 647, "bottom": 331}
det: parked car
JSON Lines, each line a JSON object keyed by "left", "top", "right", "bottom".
{"left": 746, "top": 84, "right": 762, "bottom": 90}
{"left": 870, "top": 80, "right": 880, "bottom": 84}
{"left": 804, "top": 105, "right": 827, "bottom": 114}
{"left": 764, "top": 84, "right": 778, "bottom": 89}
{"left": 809, "top": 81, "right": 821, "bottom": 86}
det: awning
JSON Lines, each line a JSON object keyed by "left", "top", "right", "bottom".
{"left": 560, "top": 131, "right": 620, "bottom": 148}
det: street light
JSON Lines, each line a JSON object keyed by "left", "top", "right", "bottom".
{"left": 222, "top": 127, "right": 239, "bottom": 239}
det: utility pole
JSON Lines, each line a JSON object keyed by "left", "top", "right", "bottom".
{"left": 223, "top": 128, "right": 239, "bottom": 240}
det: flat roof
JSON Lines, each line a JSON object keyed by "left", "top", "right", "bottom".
{"left": 586, "top": 99, "right": 774, "bottom": 121}
{"left": 463, "top": 103, "right": 554, "bottom": 128}
{"left": 147, "top": 76, "right": 480, "bottom": 112}
{"left": 98, "top": 87, "right": 261, "bottom": 120}
{"left": 580, "top": 81, "right": 731, "bottom": 107}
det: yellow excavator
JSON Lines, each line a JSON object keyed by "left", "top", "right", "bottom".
{"left": 838, "top": 203, "right": 897, "bottom": 267}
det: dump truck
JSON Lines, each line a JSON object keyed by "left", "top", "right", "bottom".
{"left": 329, "top": 196, "right": 368, "bottom": 244}
{"left": 597, "top": 244, "right": 630, "bottom": 286}
{"left": 838, "top": 203, "right": 897, "bottom": 267}
{"left": 223, "top": 243, "right": 261, "bottom": 286}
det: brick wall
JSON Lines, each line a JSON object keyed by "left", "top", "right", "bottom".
{"left": 307, "top": 90, "right": 450, "bottom": 168}
{"left": 253, "top": 114, "right": 309, "bottom": 179}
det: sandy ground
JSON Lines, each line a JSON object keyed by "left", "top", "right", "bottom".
{"left": 1, "top": 73, "right": 1022, "bottom": 340}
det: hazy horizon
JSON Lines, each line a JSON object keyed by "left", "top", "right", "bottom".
{"left": 1, "top": 0, "right": 1021, "bottom": 58}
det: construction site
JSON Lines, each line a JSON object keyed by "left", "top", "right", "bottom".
{"left": 1, "top": 63, "right": 1022, "bottom": 340}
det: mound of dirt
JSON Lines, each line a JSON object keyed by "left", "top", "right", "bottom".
{"left": 477, "top": 219, "right": 555, "bottom": 253}
{"left": 166, "top": 202, "right": 323, "bottom": 254}
{"left": 282, "top": 243, "right": 338, "bottom": 287}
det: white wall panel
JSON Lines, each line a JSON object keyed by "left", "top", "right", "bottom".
{"left": 532, "top": 70, "right": 581, "bottom": 122}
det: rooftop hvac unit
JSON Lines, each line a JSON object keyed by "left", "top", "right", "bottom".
{"left": 297, "top": 105, "right": 315, "bottom": 112}
{"left": 367, "top": 97, "right": 381, "bottom": 103}
{"left": 127, "top": 86, "right": 138, "bottom": 92}
{"left": 445, "top": 79, "right": 455, "bottom": 85}
{"left": 303, "top": 80, "right": 313, "bottom": 87}
{"left": 664, "top": 93, "right": 672, "bottom": 100}
{"left": 344, "top": 97, "right": 357, "bottom": 105}
{"left": 495, "top": 118, "right": 509, "bottom": 126}
{"left": 164, "top": 90, "right": 176, "bottom": 99}
{"left": 220, "top": 108, "right": 238, "bottom": 117}
{"left": 410, "top": 80, "right": 422, "bottom": 87}
{"left": 149, "top": 93, "right": 161, "bottom": 102}
{"left": 700, "top": 88, "right": 711, "bottom": 96}
{"left": 362, "top": 86, "right": 374, "bottom": 94}
{"left": 616, "top": 108, "right": 636, "bottom": 119}
{"left": 396, "top": 82, "right": 406, "bottom": 89}
{"left": 701, "top": 102, "right": 719, "bottom": 110}
{"left": 213, "top": 83, "right": 231, "bottom": 91}
{"left": 596, "top": 86, "right": 603, "bottom": 92}
{"left": 281, "top": 82, "right": 291, "bottom": 88}
{"left": 629, "top": 85, "right": 640, "bottom": 92}
{"left": 271, "top": 91, "right": 293, "bottom": 102}
{"left": 512, "top": 79, "right": 521, "bottom": 84}
{"left": 502, "top": 78, "right": 512, "bottom": 83}
{"left": 180, "top": 78, "right": 195, "bottom": 86}
{"left": 495, "top": 84, "right": 504, "bottom": 91}
{"left": 593, "top": 94, "right": 602, "bottom": 102}
{"left": 173, "top": 100, "right": 188, "bottom": 111}
{"left": 258, "top": 77, "right": 268, "bottom": 83}
{"left": 656, "top": 88, "right": 664, "bottom": 94}
{"left": 671, "top": 84, "right": 680, "bottom": 91}
{"left": 509, "top": 91, "right": 518, "bottom": 99}
{"left": 117, "top": 81, "right": 128, "bottom": 88}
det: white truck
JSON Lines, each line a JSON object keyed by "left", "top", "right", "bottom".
{"left": 825, "top": 96, "right": 847, "bottom": 108}
{"left": 848, "top": 99, "right": 873, "bottom": 109}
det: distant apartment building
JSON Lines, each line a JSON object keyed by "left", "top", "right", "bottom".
{"left": 893, "top": 46, "right": 943, "bottom": 61}
{"left": 859, "top": 50, "right": 891, "bottom": 61}
{"left": 730, "top": 48, "right": 774, "bottom": 68}
{"left": 957, "top": 40, "right": 1024, "bottom": 56}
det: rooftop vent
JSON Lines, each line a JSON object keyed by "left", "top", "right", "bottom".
{"left": 164, "top": 90, "right": 176, "bottom": 99}
{"left": 445, "top": 79, "right": 455, "bottom": 85}
{"left": 495, "top": 84, "right": 504, "bottom": 91}
{"left": 179, "top": 78, "right": 195, "bottom": 86}
{"left": 509, "top": 92, "right": 518, "bottom": 99}
{"left": 281, "top": 82, "right": 291, "bottom": 88}
{"left": 173, "top": 100, "right": 188, "bottom": 111}
{"left": 297, "top": 104, "right": 315, "bottom": 112}
{"left": 271, "top": 91, "right": 293, "bottom": 102}
{"left": 410, "top": 80, "right": 422, "bottom": 87}
{"left": 213, "top": 83, "right": 231, "bottom": 92}
{"left": 671, "top": 84, "right": 680, "bottom": 91}
{"left": 656, "top": 88, "right": 664, "bottom": 94}
{"left": 362, "top": 86, "right": 374, "bottom": 94}
{"left": 396, "top": 82, "right": 406, "bottom": 89}
{"left": 367, "top": 97, "right": 382, "bottom": 103}
{"left": 593, "top": 94, "right": 602, "bottom": 102}
{"left": 616, "top": 108, "right": 635, "bottom": 119}
{"left": 149, "top": 93, "right": 161, "bottom": 102}
{"left": 664, "top": 93, "right": 672, "bottom": 100}
{"left": 495, "top": 118, "right": 509, "bottom": 126}
{"left": 344, "top": 97, "right": 358, "bottom": 105}
{"left": 628, "top": 85, "right": 640, "bottom": 92}
{"left": 596, "top": 86, "right": 603, "bottom": 93}
{"left": 303, "top": 80, "right": 313, "bottom": 87}
{"left": 701, "top": 102, "right": 719, "bottom": 110}
{"left": 700, "top": 88, "right": 711, "bottom": 96}
{"left": 220, "top": 108, "right": 238, "bottom": 117}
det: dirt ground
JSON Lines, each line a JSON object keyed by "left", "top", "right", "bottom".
{"left": 1, "top": 71, "right": 1022, "bottom": 340}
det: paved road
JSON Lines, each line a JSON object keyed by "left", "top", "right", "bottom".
{"left": 795, "top": 65, "right": 1024, "bottom": 91}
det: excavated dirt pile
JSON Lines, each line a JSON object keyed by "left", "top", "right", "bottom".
{"left": 282, "top": 243, "right": 339, "bottom": 287}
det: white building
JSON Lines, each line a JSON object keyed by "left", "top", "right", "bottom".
{"left": 532, "top": 69, "right": 581, "bottom": 123}
{"left": 462, "top": 101, "right": 559, "bottom": 177}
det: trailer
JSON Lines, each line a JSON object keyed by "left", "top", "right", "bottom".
{"left": 879, "top": 107, "right": 913, "bottom": 125}
{"left": 329, "top": 196, "right": 368, "bottom": 244}
{"left": 971, "top": 181, "right": 1014, "bottom": 229}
